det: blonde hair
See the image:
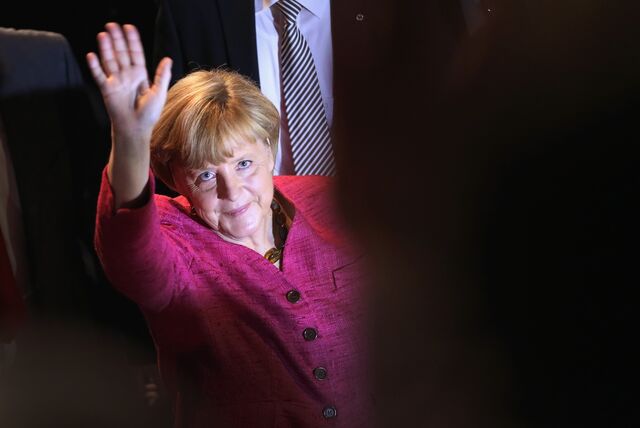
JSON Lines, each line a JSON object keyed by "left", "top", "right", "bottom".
{"left": 150, "top": 69, "right": 280, "bottom": 190}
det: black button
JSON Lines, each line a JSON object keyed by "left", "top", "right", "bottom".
{"left": 313, "top": 367, "right": 328, "bottom": 380}
{"left": 322, "top": 405, "right": 337, "bottom": 419}
{"left": 286, "top": 289, "right": 301, "bottom": 303}
{"left": 302, "top": 327, "right": 317, "bottom": 341}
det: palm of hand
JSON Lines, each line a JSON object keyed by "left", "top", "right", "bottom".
{"left": 102, "top": 63, "right": 164, "bottom": 134}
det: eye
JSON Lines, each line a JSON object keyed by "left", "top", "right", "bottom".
{"left": 237, "top": 160, "right": 252, "bottom": 169}
{"left": 198, "top": 170, "right": 216, "bottom": 182}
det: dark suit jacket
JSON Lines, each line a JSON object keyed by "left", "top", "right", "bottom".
{"left": 0, "top": 28, "right": 153, "bottom": 336}
{"left": 0, "top": 28, "right": 98, "bottom": 317}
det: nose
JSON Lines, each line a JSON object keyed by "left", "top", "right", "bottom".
{"left": 216, "top": 171, "right": 242, "bottom": 201}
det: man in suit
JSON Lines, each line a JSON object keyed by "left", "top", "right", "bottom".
{"left": 0, "top": 27, "right": 98, "bottom": 320}
{"left": 0, "top": 24, "right": 154, "bottom": 361}
{"left": 153, "top": 0, "right": 468, "bottom": 177}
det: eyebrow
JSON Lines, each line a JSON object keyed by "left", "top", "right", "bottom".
{"left": 227, "top": 151, "right": 254, "bottom": 164}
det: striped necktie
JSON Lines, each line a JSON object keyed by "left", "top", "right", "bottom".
{"left": 275, "top": 0, "right": 336, "bottom": 176}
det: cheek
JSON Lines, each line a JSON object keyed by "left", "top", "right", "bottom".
{"left": 192, "top": 193, "right": 220, "bottom": 215}
{"left": 251, "top": 174, "right": 274, "bottom": 204}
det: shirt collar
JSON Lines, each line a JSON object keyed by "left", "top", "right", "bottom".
{"left": 255, "top": 0, "right": 328, "bottom": 18}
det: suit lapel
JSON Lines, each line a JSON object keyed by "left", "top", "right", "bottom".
{"left": 216, "top": 0, "right": 261, "bottom": 84}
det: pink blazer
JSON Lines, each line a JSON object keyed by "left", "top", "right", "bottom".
{"left": 95, "top": 170, "right": 373, "bottom": 427}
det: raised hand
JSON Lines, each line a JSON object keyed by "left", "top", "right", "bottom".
{"left": 86, "top": 22, "right": 172, "bottom": 142}
{"left": 86, "top": 23, "right": 173, "bottom": 208}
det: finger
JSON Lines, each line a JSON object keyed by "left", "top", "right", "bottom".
{"left": 86, "top": 52, "right": 108, "bottom": 89}
{"left": 152, "top": 57, "right": 173, "bottom": 93}
{"left": 97, "top": 31, "right": 119, "bottom": 75}
{"left": 105, "top": 22, "right": 132, "bottom": 69}
{"left": 123, "top": 24, "right": 146, "bottom": 67}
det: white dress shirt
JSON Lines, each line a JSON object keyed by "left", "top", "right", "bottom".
{"left": 255, "top": 0, "right": 333, "bottom": 175}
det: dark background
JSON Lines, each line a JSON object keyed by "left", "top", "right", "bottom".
{"left": 0, "top": 1, "right": 157, "bottom": 80}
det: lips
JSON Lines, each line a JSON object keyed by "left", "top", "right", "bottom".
{"left": 224, "top": 203, "right": 251, "bottom": 217}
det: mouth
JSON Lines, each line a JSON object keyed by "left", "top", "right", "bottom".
{"left": 224, "top": 203, "right": 251, "bottom": 217}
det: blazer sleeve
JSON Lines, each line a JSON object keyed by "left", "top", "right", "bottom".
{"left": 94, "top": 168, "right": 190, "bottom": 312}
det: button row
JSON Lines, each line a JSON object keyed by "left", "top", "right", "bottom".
{"left": 286, "top": 289, "right": 334, "bottom": 418}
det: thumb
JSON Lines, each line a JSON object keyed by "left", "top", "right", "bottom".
{"left": 152, "top": 57, "right": 173, "bottom": 93}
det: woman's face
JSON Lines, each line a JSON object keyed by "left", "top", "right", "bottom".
{"left": 173, "top": 139, "right": 275, "bottom": 247}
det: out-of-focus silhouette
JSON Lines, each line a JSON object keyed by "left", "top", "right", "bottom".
{"left": 332, "top": 1, "right": 638, "bottom": 427}
{"left": 0, "top": 320, "right": 164, "bottom": 428}
{"left": 0, "top": 26, "right": 115, "bottom": 341}
{"left": 0, "top": 26, "right": 172, "bottom": 428}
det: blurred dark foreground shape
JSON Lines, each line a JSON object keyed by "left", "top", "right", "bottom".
{"left": 0, "top": 320, "right": 150, "bottom": 428}
{"left": 332, "top": 1, "right": 639, "bottom": 427}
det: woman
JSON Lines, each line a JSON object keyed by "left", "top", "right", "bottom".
{"left": 86, "top": 23, "right": 371, "bottom": 427}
